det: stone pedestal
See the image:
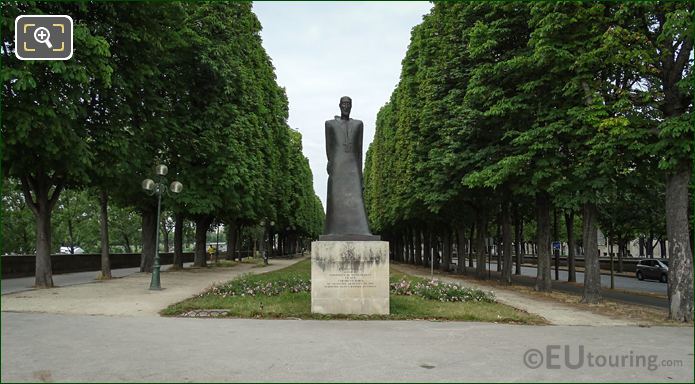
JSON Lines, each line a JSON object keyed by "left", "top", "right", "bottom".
{"left": 311, "top": 241, "right": 390, "bottom": 315}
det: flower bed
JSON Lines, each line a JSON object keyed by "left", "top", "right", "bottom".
{"left": 390, "top": 279, "right": 495, "bottom": 303}
{"left": 200, "top": 273, "right": 310, "bottom": 298}
{"left": 200, "top": 273, "right": 494, "bottom": 304}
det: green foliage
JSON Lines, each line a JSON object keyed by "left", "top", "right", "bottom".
{"left": 2, "top": 2, "right": 113, "bottom": 185}
{"left": 1, "top": 179, "right": 35, "bottom": 254}
{"left": 364, "top": 1, "right": 692, "bottom": 247}
{"left": 52, "top": 189, "right": 100, "bottom": 253}
{"left": 2, "top": 2, "right": 323, "bottom": 264}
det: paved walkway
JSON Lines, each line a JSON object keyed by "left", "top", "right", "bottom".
{"left": 2, "top": 256, "right": 693, "bottom": 382}
{"left": 2, "top": 265, "right": 190, "bottom": 295}
{"left": 2, "top": 312, "right": 692, "bottom": 382}
{"left": 393, "top": 264, "right": 634, "bottom": 326}
{"left": 1, "top": 257, "right": 306, "bottom": 317}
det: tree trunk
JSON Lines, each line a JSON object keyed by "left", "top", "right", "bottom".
{"left": 456, "top": 226, "right": 466, "bottom": 274}
{"left": 140, "top": 207, "right": 157, "bottom": 272}
{"left": 535, "top": 192, "right": 552, "bottom": 292}
{"left": 399, "top": 232, "right": 405, "bottom": 262}
{"left": 441, "top": 227, "right": 451, "bottom": 272}
{"left": 98, "top": 190, "right": 111, "bottom": 279}
{"left": 666, "top": 160, "right": 694, "bottom": 321}
{"left": 639, "top": 236, "right": 645, "bottom": 257}
{"left": 415, "top": 227, "right": 422, "bottom": 265}
{"left": 475, "top": 211, "right": 487, "bottom": 278}
{"left": 646, "top": 234, "right": 655, "bottom": 257}
{"left": 495, "top": 223, "right": 501, "bottom": 272}
{"left": 502, "top": 200, "right": 513, "bottom": 284}
{"left": 388, "top": 235, "right": 396, "bottom": 260}
{"left": 468, "top": 224, "right": 475, "bottom": 268}
{"left": 161, "top": 216, "right": 170, "bottom": 254}
{"left": 423, "top": 227, "right": 431, "bottom": 267}
{"left": 19, "top": 175, "right": 63, "bottom": 288}
{"left": 172, "top": 213, "right": 184, "bottom": 269}
{"left": 396, "top": 232, "right": 402, "bottom": 262}
{"left": 432, "top": 233, "right": 440, "bottom": 269}
{"left": 35, "top": 198, "right": 53, "bottom": 287}
{"left": 123, "top": 234, "right": 132, "bottom": 253}
{"left": 407, "top": 227, "right": 414, "bottom": 264}
{"left": 514, "top": 205, "right": 522, "bottom": 275}
{"left": 193, "top": 216, "right": 212, "bottom": 267}
{"left": 581, "top": 202, "right": 601, "bottom": 303}
{"left": 67, "top": 217, "right": 75, "bottom": 254}
{"left": 34, "top": 188, "right": 55, "bottom": 285}
{"left": 226, "top": 221, "right": 238, "bottom": 260}
{"left": 565, "top": 210, "right": 576, "bottom": 282}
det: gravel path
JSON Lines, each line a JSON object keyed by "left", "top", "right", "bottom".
{"left": 392, "top": 263, "right": 634, "bottom": 326}
{"left": 0, "top": 257, "right": 306, "bottom": 317}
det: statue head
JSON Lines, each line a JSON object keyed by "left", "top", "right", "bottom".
{"left": 339, "top": 96, "right": 352, "bottom": 118}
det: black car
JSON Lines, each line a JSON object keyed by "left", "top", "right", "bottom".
{"left": 636, "top": 259, "right": 669, "bottom": 283}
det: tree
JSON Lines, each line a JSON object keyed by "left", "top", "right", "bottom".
{"left": 631, "top": 1, "right": 693, "bottom": 322}
{"left": 82, "top": 2, "right": 189, "bottom": 274}
{"left": 2, "top": 2, "right": 112, "bottom": 287}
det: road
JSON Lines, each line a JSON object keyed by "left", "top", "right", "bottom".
{"left": 454, "top": 259, "right": 667, "bottom": 295}
{"left": 508, "top": 263, "right": 665, "bottom": 295}
{"left": 2, "top": 312, "right": 692, "bottom": 382}
{"left": 436, "top": 259, "right": 669, "bottom": 309}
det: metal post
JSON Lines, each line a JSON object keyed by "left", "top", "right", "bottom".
{"left": 215, "top": 223, "right": 220, "bottom": 264}
{"left": 264, "top": 225, "right": 270, "bottom": 265}
{"left": 610, "top": 252, "right": 615, "bottom": 289}
{"left": 150, "top": 184, "right": 162, "bottom": 290}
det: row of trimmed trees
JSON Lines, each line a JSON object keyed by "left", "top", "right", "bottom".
{"left": 364, "top": 2, "right": 693, "bottom": 321}
{"left": 2, "top": 2, "right": 323, "bottom": 286}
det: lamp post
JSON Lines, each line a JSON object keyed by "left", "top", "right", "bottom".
{"left": 142, "top": 164, "right": 183, "bottom": 290}
{"left": 215, "top": 221, "right": 220, "bottom": 265}
{"left": 265, "top": 220, "right": 274, "bottom": 265}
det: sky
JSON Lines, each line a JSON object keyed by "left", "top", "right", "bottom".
{"left": 253, "top": 1, "right": 432, "bottom": 208}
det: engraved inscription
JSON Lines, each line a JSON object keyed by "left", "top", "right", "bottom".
{"left": 324, "top": 272, "right": 377, "bottom": 289}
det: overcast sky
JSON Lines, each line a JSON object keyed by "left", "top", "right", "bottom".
{"left": 253, "top": 1, "right": 432, "bottom": 209}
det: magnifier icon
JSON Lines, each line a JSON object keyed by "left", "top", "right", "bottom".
{"left": 33, "top": 27, "right": 52, "bottom": 49}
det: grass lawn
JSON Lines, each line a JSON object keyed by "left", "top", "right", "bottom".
{"left": 162, "top": 259, "right": 545, "bottom": 324}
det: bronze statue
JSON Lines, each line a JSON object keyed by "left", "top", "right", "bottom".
{"left": 321, "top": 96, "right": 379, "bottom": 241}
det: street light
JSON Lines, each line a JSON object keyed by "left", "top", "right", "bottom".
{"left": 265, "top": 220, "right": 275, "bottom": 265}
{"left": 142, "top": 164, "right": 182, "bottom": 290}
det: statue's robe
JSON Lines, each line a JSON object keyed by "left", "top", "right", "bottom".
{"left": 324, "top": 116, "right": 372, "bottom": 236}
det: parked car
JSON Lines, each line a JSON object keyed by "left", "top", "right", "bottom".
{"left": 636, "top": 258, "right": 669, "bottom": 283}
{"left": 59, "top": 246, "right": 85, "bottom": 254}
